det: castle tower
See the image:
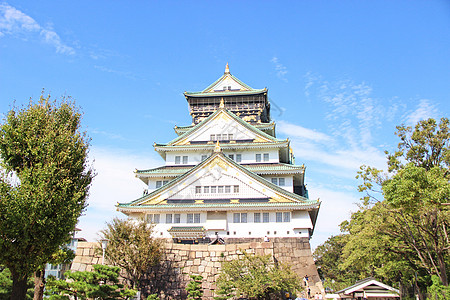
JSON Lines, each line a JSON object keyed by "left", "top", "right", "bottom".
{"left": 117, "top": 64, "right": 321, "bottom": 244}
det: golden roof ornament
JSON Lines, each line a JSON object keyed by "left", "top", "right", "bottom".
{"left": 219, "top": 97, "right": 225, "bottom": 108}
{"left": 214, "top": 140, "right": 221, "bottom": 152}
{"left": 225, "top": 62, "right": 230, "bottom": 74}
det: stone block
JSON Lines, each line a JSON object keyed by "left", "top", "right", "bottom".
{"left": 195, "top": 252, "right": 203, "bottom": 258}
{"left": 225, "top": 244, "right": 236, "bottom": 251}
{"left": 71, "top": 262, "right": 81, "bottom": 271}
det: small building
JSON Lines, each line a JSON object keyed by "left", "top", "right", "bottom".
{"left": 326, "top": 278, "right": 400, "bottom": 300}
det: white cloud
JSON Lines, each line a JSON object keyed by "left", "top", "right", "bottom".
{"left": 0, "top": 3, "right": 74, "bottom": 55}
{"left": 277, "top": 121, "right": 332, "bottom": 143}
{"left": 77, "top": 147, "right": 162, "bottom": 242}
{"left": 309, "top": 186, "right": 360, "bottom": 250}
{"left": 404, "top": 98, "right": 439, "bottom": 126}
{"left": 270, "top": 57, "right": 288, "bottom": 82}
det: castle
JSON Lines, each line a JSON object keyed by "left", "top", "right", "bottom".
{"left": 117, "top": 64, "right": 321, "bottom": 244}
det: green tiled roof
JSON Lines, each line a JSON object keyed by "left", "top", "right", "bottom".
{"left": 158, "top": 107, "right": 284, "bottom": 147}
{"left": 136, "top": 163, "right": 304, "bottom": 176}
{"left": 168, "top": 226, "right": 205, "bottom": 232}
{"left": 118, "top": 201, "right": 320, "bottom": 210}
{"left": 154, "top": 141, "right": 288, "bottom": 151}
{"left": 184, "top": 89, "right": 267, "bottom": 98}
{"left": 174, "top": 121, "right": 275, "bottom": 136}
{"left": 118, "top": 151, "right": 315, "bottom": 209}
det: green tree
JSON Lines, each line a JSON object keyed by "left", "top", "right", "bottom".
{"left": 45, "top": 264, "right": 136, "bottom": 300}
{"left": 99, "top": 218, "right": 164, "bottom": 297}
{"left": 33, "top": 246, "right": 76, "bottom": 300}
{"left": 313, "top": 234, "right": 361, "bottom": 291}
{"left": 349, "top": 117, "right": 450, "bottom": 298}
{"left": 215, "top": 251, "right": 301, "bottom": 300}
{"left": 0, "top": 95, "right": 94, "bottom": 300}
{"left": 186, "top": 275, "right": 203, "bottom": 300}
{"left": 0, "top": 267, "right": 34, "bottom": 300}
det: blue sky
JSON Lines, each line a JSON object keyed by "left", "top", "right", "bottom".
{"left": 1, "top": 1, "right": 449, "bottom": 248}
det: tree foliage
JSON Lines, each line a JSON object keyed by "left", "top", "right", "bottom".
{"left": 0, "top": 267, "right": 34, "bottom": 300}
{"left": 313, "top": 234, "right": 361, "bottom": 291}
{"left": 0, "top": 95, "right": 94, "bottom": 299}
{"left": 99, "top": 218, "right": 164, "bottom": 295}
{"left": 346, "top": 117, "right": 450, "bottom": 297}
{"left": 186, "top": 275, "right": 203, "bottom": 300}
{"left": 215, "top": 251, "right": 301, "bottom": 300}
{"left": 45, "top": 264, "right": 136, "bottom": 300}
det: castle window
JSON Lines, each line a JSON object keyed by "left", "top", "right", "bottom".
{"left": 182, "top": 156, "right": 188, "bottom": 164}
{"left": 201, "top": 155, "right": 207, "bottom": 161}
{"left": 271, "top": 178, "right": 285, "bottom": 186}
{"left": 233, "top": 213, "right": 240, "bottom": 223}
{"left": 225, "top": 186, "right": 231, "bottom": 193}
{"left": 174, "top": 214, "right": 180, "bottom": 223}
{"left": 276, "top": 212, "right": 283, "bottom": 223}
{"left": 194, "top": 213, "right": 200, "bottom": 223}
{"left": 263, "top": 212, "right": 269, "bottom": 223}
{"left": 146, "top": 214, "right": 160, "bottom": 224}
{"left": 175, "top": 156, "right": 181, "bottom": 164}
{"left": 228, "top": 134, "right": 233, "bottom": 140}
{"left": 263, "top": 153, "right": 269, "bottom": 161}
{"left": 241, "top": 213, "right": 247, "bottom": 223}
{"left": 203, "top": 186, "right": 209, "bottom": 193}
{"left": 233, "top": 213, "right": 247, "bottom": 223}
{"left": 166, "top": 214, "right": 172, "bottom": 224}
{"left": 210, "top": 134, "right": 215, "bottom": 141}
{"left": 218, "top": 186, "right": 224, "bottom": 193}
{"left": 156, "top": 181, "right": 163, "bottom": 188}
{"left": 236, "top": 154, "right": 242, "bottom": 162}
{"left": 211, "top": 186, "right": 217, "bottom": 193}
{"left": 228, "top": 154, "right": 234, "bottom": 160}
{"left": 195, "top": 186, "right": 201, "bottom": 194}
{"left": 234, "top": 185, "right": 239, "bottom": 193}
{"left": 256, "top": 154, "right": 261, "bottom": 162}
{"left": 254, "top": 213, "right": 261, "bottom": 223}
{"left": 283, "top": 212, "right": 290, "bottom": 222}
{"left": 187, "top": 214, "right": 193, "bottom": 223}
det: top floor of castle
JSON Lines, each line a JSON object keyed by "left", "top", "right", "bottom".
{"left": 184, "top": 63, "right": 271, "bottom": 125}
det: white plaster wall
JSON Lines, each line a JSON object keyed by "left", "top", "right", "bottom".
{"left": 165, "top": 149, "right": 280, "bottom": 166}
{"left": 143, "top": 210, "right": 311, "bottom": 239}
{"left": 190, "top": 118, "right": 257, "bottom": 142}
{"left": 260, "top": 175, "right": 294, "bottom": 192}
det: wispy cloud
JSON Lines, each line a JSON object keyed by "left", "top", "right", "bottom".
{"left": 90, "top": 129, "right": 127, "bottom": 141}
{"left": 78, "top": 147, "right": 162, "bottom": 241}
{"left": 277, "top": 121, "right": 332, "bottom": 143}
{"left": 404, "top": 98, "right": 438, "bottom": 126}
{"left": 94, "top": 65, "right": 138, "bottom": 80}
{"left": 0, "top": 3, "right": 75, "bottom": 55}
{"left": 270, "top": 57, "right": 288, "bottom": 82}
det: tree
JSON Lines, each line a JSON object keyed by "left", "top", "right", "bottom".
{"left": 313, "top": 234, "right": 360, "bottom": 292}
{"left": 45, "top": 264, "right": 136, "bottom": 299}
{"left": 33, "top": 246, "right": 76, "bottom": 300}
{"left": 215, "top": 251, "right": 301, "bottom": 300}
{"left": 99, "top": 218, "right": 164, "bottom": 297}
{"left": 186, "top": 275, "right": 203, "bottom": 300}
{"left": 0, "top": 94, "right": 94, "bottom": 300}
{"left": 350, "top": 117, "right": 450, "bottom": 298}
{"left": 0, "top": 267, "right": 34, "bottom": 300}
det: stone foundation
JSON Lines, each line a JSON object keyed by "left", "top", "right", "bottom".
{"left": 71, "top": 238, "right": 323, "bottom": 299}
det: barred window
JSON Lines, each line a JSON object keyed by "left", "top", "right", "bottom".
{"left": 174, "top": 214, "right": 180, "bottom": 223}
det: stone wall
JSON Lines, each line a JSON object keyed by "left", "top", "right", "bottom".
{"left": 71, "top": 238, "right": 323, "bottom": 299}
